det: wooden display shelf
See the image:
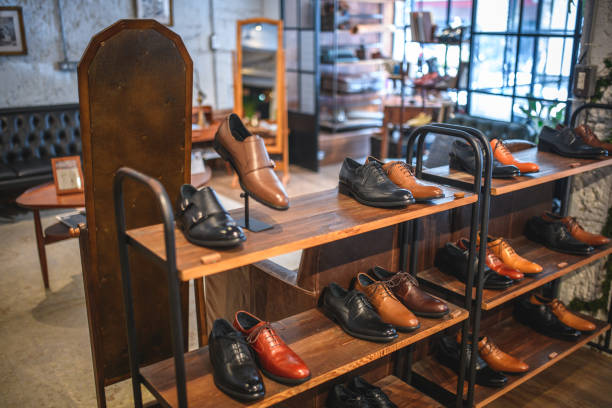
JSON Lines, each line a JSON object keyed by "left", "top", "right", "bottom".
{"left": 374, "top": 375, "right": 443, "bottom": 407}
{"left": 127, "top": 186, "right": 476, "bottom": 282}
{"left": 418, "top": 236, "right": 612, "bottom": 311}
{"left": 426, "top": 150, "right": 612, "bottom": 196}
{"left": 140, "top": 305, "right": 468, "bottom": 408}
{"left": 412, "top": 313, "right": 610, "bottom": 408}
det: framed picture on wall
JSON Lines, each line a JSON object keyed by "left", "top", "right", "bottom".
{"left": 134, "top": 0, "right": 173, "bottom": 26}
{"left": 0, "top": 7, "right": 27, "bottom": 55}
{"left": 52, "top": 156, "right": 84, "bottom": 195}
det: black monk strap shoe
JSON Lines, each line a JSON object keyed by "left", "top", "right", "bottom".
{"left": 539, "top": 126, "right": 607, "bottom": 159}
{"left": 513, "top": 295, "right": 581, "bottom": 341}
{"left": 338, "top": 158, "right": 414, "bottom": 208}
{"left": 434, "top": 242, "right": 514, "bottom": 290}
{"left": 437, "top": 336, "right": 508, "bottom": 388}
{"left": 348, "top": 376, "right": 397, "bottom": 408}
{"left": 449, "top": 140, "right": 520, "bottom": 179}
{"left": 178, "top": 184, "right": 245, "bottom": 248}
{"left": 208, "top": 318, "right": 265, "bottom": 401}
{"left": 318, "top": 282, "right": 398, "bottom": 343}
{"left": 524, "top": 215, "right": 594, "bottom": 255}
{"left": 327, "top": 383, "right": 372, "bottom": 408}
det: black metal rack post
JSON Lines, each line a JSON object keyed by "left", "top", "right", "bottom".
{"left": 114, "top": 167, "right": 188, "bottom": 408}
{"left": 404, "top": 123, "right": 493, "bottom": 408}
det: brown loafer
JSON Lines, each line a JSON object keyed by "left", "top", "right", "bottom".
{"left": 542, "top": 212, "right": 610, "bottom": 247}
{"left": 352, "top": 272, "right": 420, "bottom": 332}
{"left": 214, "top": 114, "right": 289, "bottom": 210}
{"left": 366, "top": 156, "right": 444, "bottom": 201}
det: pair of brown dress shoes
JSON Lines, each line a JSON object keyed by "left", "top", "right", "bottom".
{"left": 350, "top": 266, "right": 449, "bottom": 332}
{"left": 214, "top": 114, "right": 289, "bottom": 210}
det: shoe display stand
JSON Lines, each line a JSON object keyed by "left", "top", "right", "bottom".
{"left": 405, "top": 120, "right": 612, "bottom": 406}
{"left": 112, "top": 125, "right": 494, "bottom": 407}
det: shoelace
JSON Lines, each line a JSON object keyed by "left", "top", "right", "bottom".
{"left": 564, "top": 216, "right": 581, "bottom": 233}
{"left": 345, "top": 291, "right": 376, "bottom": 312}
{"left": 367, "top": 281, "right": 398, "bottom": 301}
{"left": 220, "top": 332, "right": 252, "bottom": 363}
{"left": 479, "top": 339, "right": 502, "bottom": 357}
{"left": 550, "top": 299, "right": 567, "bottom": 314}
{"left": 385, "top": 271, "right": 418, "bottom": 289}
{"left": 493, "top": 139, "right": 512, "bottom": 157}
{"left": 246, "top": 323, "right": 282, "bottom": 348}
{"left": 395, "top": 161, "right": 415, "bottom": 177}
{"left": 366, "top": 162, "right": 389, "bottom": 183}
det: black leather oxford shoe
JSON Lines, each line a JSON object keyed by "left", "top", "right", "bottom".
{"left": 319, "top": 283, "right": 398, "bottom": 343}
{"left": 449, "top": 140, "right": 520, "bottom": 179}
{"left": 339, "top": 158, "right": 414, "bottom": 208}
{"left": 437, "top": 336, "right": 508, "bottom": 388}
{"left": 178, "top": 185, "right": 245, "bottom": 248}
{"left": 539, "top": 126, "right": 607, "bottom": 159}
{"left": 209, "top": 319, "right": 265, "bottom": 401}
{"left": 514, "top": 295, "right": 581, "bottom": 341}
{"left": 524, "top": 215, "right": 594, "bottom": 255}
{"left": 434, "top": 242, "right": 514, "bottom": 290}
{"left": 348, "top": 376, "right": 397, "bottom": 408}
{"left": 326, "top": 383, "right": 372, "bottom": 408}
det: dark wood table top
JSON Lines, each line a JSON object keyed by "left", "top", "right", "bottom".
{"left": 16, "top": 182, "right": 84, "bottom": 210}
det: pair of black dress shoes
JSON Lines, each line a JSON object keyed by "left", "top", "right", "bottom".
{"left": 449, "top": 140, "right": 521, "bottom": 179}
{"left": 434, "top": 242, "right": 514, "bottom": 290}
{"left": 338, "top": 158, "right": 414, "bottom": 208}
{"left": 514, "top": 295, "right": 581, "bottom": 341}
{"left": 525, "top": 215, "right": 594, "bottom": 255}
{"left": 437, "top": 336, "right": 508, "bottom": 388}
{"left": 319, "top": 282, "right": 398, "bottom": 342}
{"left": 178, "top": 184, "right": 245, "bottom": 248}
{"left": 539, "top": 126, "right": 607, "bottom": 159}
{"left": 327, "top": 377, "right": 397, "bottom": 408}
{"left": 209, "top": 318, "right": 265, "bottom": 401}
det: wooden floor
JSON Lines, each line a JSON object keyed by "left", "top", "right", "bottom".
{"left": 488, "top": 347, "right": 612, "bottom": 408}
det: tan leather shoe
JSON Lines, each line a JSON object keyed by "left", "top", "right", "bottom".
{"left": 214, "top": 114, "right": 289, "bottom": 210}
{"left": 531, "top": 294, "right": 596, "bottom": 332}
{"left": 456, "top": 332, "right": 529, "bottom": 373}
{"left": 575, "top": 124, "right": 612, "bottom": 152}
{"left": 542, "top": 212, "right": 610, "bottom": 247}
{"left": 366, "top": 157, "right": 444, "bottom": 201}
{"left": 490, "top": 139, "right": 539, "bottom": 174}
{"left": 353, "top": 272, "right": 420, "bottom": 332}
{"left": 480, "top": 235, "right": 543, "bottom": 274}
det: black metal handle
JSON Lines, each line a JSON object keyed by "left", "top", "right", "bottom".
{"left": 113, "top": 167, "right": 187, "bottom": 408}
{"left": 570, "top": 102, "right": 612, "bottom": 128}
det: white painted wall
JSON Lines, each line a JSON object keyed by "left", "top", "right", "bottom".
{"left": 0, "top": 0, "right": 277, "bottom": 109}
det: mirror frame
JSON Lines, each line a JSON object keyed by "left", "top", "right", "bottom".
{"left": 234, "top": 18, "right": 286, "bottom": 156}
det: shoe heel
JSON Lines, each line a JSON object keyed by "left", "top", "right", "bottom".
{"left": 213, "top": 132, "right": 232, "bottom": 162}
{"left": 537, "top": 138, "right": 555, "bottom": 153}
{"left": 338, "top": 182, "right": 352, "bottom": 197}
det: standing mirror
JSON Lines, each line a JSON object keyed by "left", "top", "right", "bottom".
{"left": 234, "top": 18, "right": 289, "bottom": 184}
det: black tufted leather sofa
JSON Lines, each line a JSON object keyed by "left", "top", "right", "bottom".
{"left": 425, "top": 113, "right": 536, "bottom": 168}
{"left": 0, "top": 104, "right": 82, "bottom": 194}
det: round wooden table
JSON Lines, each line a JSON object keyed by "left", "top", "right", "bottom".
{"left": 16, "top": 173, "right": 210, "bottom": 289}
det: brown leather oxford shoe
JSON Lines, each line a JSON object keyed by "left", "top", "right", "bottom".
{"left": 491, "top": 139, "right": 539, "bottom": 174}
{"left": 214, "top": 114, "right": 289, "bottom": 210}
{"left": 368, "top": 266, "right": 449, "bottom": 318}
{"left": 542, "top": 212, "right": 610, "bottom": 247}
{"left": 366, "top": 156, "right": 444, "bottom": 201}
{"left": 457, "top": 332, "right": 529, "bottom": 373}
{"left": 575, "top": 124, "right": 612, "bottom": 153}
{"left": 530, "top": 294, "right": 596, "bottom": 333}
{"left": 353, "top": 272, "right": 420, "bottom": 332}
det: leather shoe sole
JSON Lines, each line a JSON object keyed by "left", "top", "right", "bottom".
{"left": 412, "top": 309, "right": 450, "bottom": 318}
{"left": 339, "top": 182, "right": 413, "bottom": 208}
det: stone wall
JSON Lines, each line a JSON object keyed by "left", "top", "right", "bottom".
{"left": 0, "top": 0, "right": 275, "bottom": 109}
{"left": 559, "top": 0, "right": 612, "bottom": 319}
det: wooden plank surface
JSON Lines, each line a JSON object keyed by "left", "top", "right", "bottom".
{"left": 412, "top": 314, "right": 609, "bottom": 408}
{"left": 418, "top": 236, "right": 612, "bottom": 310}
{"left": 426, "top": 150, "right": 612, "bottom": 196}
{"left": 140, "top": 305, "right": 468, "bottom": 408}
{"left": 127, "top": 186, "right": 476, "bottom": 281}
{"left": 374, "top": 375, "right": 443, "bottom": 407}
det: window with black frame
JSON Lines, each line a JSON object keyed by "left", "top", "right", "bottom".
{"left": 396, "top": 0, "right": 582, "bottom": 130}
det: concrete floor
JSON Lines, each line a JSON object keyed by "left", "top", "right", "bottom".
{"left": 0, "top": 162, "right": 610, "bottom": 407}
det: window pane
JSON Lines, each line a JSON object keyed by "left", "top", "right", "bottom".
{"left": 300, "top": 30, "right": 315, "bottom": 71}
{"left": 300, "top": 0, "right": 315, "bottom": 29}
{"left": 412, "top": 1, "right": 448, "bottom": 29}
{"left": 513, "top": 98, "right": 566, "bottom": 126}
{"left": 475, "top": 0, "right": 519, "bottom": 32}
{"left": 286, "top": 71, "right": 299, "bottom": 111}
{"left": 300, "top": 73, "right": 316, "bottom": 114}
{"left": 471, "top": 93, "right": 513, "bottom": 121}
{"left": 538, "top": 0, "right": 576, "bottom": 32}
{"left": 284, "top": 30, "right": 298, "bottom": 70}
{"left": 470, "top": 35, "right": 517, "bottom": 93}
{"left": 284, "top": 0, "right": 298, "bottom": 28}
{"left": 449, "top": 0, "right": 472, "bottom": 27}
